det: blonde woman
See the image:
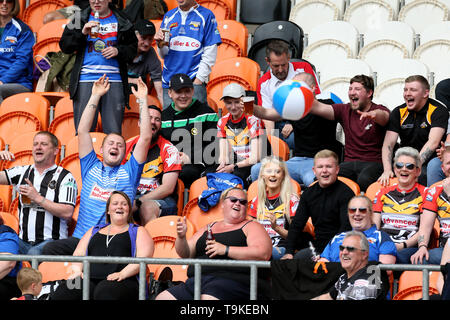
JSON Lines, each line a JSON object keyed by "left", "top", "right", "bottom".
{"left": 248, "top": 156, "right": 299, "bottom": 259}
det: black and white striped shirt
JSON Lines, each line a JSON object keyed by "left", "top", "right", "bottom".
{"left": 5, "top": 164, "right": 78, "bottom": 243}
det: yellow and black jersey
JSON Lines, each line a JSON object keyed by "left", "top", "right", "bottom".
{"left": 422, "top": 184, "right": 450, "bottom": 247}
{"left": 387, "top": 98, "right": 448, "bottom": 161}
{"left": 373, "top": 183, "right": 427, "bottom": 241}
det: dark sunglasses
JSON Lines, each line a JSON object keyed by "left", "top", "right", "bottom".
{"left": 348, "top": 207, "right": 368, "bottom": 214}
{"left": 225, "top": 196, "right": 248, "bottom": 206}
{"left": 2, "top": 0, "right": 14, "bottom": 3}
{"left": 394, "top": 162, "right": 416, "bottom": 170}
{"left": 339, "top": 245, "right": 365, "bottom": 252}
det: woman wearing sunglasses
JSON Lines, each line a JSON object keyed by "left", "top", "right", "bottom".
{"left": 373, "top": 146, "right": 427, "bottom": 264}
{"left": 0, "top": 0, "right": 35, "bottom": 104}
{"left": 247, "top": 156, "right": 300, "bottom": 260}
{"left": 320, "top": 195, "right": 396, "bottom": 264}
{"left": 156, "top": 187, "right": 272, "bottom": 300}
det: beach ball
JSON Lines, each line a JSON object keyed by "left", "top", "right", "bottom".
{"left": 272, "top": 80, "right": 314, "bottom": 120}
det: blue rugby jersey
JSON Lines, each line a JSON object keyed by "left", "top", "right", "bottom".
{"left": 80, "top": 11, "right": 121, "bottom": 82}
{"left": 72, "top": 150, "right": 144, "bottom": 239}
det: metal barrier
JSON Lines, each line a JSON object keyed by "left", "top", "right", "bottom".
{"left": 0, "top": 254, "right": 271, "bottom": 300}
{"left": 0, "top": 255, "right": 443, "bottom": 300}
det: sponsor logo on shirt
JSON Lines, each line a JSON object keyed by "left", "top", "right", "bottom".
{"left": 89, "top": 184, "right": 113, "bottom": 202}
{"left": 5, "top": 36, "right": 17, "bottom": 44}
{"left": 170, "top": 36, "right": 201, "bottom": 51}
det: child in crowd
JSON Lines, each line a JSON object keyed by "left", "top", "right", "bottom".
{"left": 12, "top": 268, "right": 43, "bottom": 300}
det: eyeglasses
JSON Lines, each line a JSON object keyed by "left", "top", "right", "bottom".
{"left": 1, "top": 0, "right": 14, "bottom": 4}
{"left": 348, "top": 207, "right": 368, "bottom": 214}
{"left": 339, "top": 245, "right": 365, "bottom": 252}
{"left": 225, "top": 196, "right": 248, "bottom": 206}
{"left": 394, "top": 162, "right": 416, "bottom": 170}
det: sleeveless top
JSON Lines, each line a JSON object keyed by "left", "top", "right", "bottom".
{"left": 187, "top": 221, "right": 256, "bottom": 284}
{"left": 87, "top": 231, "right": 131, "bottom": 280}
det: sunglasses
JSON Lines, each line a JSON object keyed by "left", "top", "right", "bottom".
{"left": 2, "top": 0, "right": 14, "bottom": 4}
{"left": 339, "top": 245, "right": 365, "bottom": 252}
{"left": 348, "top": 207, "right": 368, "bottom": 214}
{"left": 394, "top": 162, "right": 416, "bottom": 170}
{"left": 225, "top": 196, "right": 248, "bottom": 206}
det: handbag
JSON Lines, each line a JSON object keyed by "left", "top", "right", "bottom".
{"left": 34, "top": 54, "right": 65, "bottom": 92}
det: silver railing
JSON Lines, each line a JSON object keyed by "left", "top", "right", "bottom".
{"left": 0, "top": 255, "right": 444, "bottom": 300}
{"left": 0, "top": 255, "right": 271, "bottom": 300}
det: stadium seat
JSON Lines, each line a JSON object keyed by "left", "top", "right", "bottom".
{"left": 307, "top": 21, "right": 360, "bottom": 58}
{"left": 188, "top": 176, "right": 208, "bottom": 202}
{"left": 0, "top": 151, "right": 34, "bottom": 170}
{"left": 8, "top": 197, "right": 18, "bottom": 218}
{"left": 289, "top": 0, "right": 339, "bottom": 35}
{"left": 36, "top": 92, "right": 70, "bottom": 121}
{"left": 419, "top": 21, "right": 450, "bottom": 46}
{"left": 0, "top": 186, "right": 13, "bottom": 214}
{"left": 8, "top": 131, "right": 39, "bottom": 154}
{"left": 413, "top": 39, "right": 450, "bottom": 86}
{"left": 373, "top": 78, "right": 406, "bottom": 110}
{"left": 176, "top": 179, "right": 185, "bottom": 216}
{"left": 321, "top": 77, "right": 351, "bottom": 104}
{"left": 64, "top": 132, "right": 106, "bottom": 158}
{"left": 0, "top": 92, "right": 50, "bottom": 130}
{"left": 22, "top": 0, "right": 68, "bottom": 33}
{"left": 144, "top": 215, "right": 194, "bottom": 240}
{"left": 248, "top": 20, "right": 304, "bottom": 73}
{"left": 121, "top": 111, "right": 140, "bottom": 141}
{"left": 48, "top": 112, "right": 77, "bottom": 151}
{"left": 36, "top": 18, "right": 68, "bottom": 43}
{"left": 327, "top": 0, "right": 347, "bottom": 18}
{"left": 344, "top": 0, "right": 394, "bottom": 35}
{"left": 33, "top": 38, "right": 62, "bottom": 62}
{"left": 267, "top": 135, "right": 290, "bottom": 161}
{"left": 348, "top": 0, "right": 401, "bottom": 18}
{"left": 374, "top": 58, "right": 429, "bottom": 87}
{"left": 303, "top": 43, "right": 352, "bottom": 84}
{"left": 164, "top": 0, "right": 178, "bottom": 10}
{"left": 207, "top": 57, "right": 260, "bottom": 113}
{"left": 364, "top": 178, "right": 398, "bottom": 200}
{"left": 358, "top": 40, "right": 410, "bottom": 77}
{"left": 393, "top": 270, "right": 440, "bottom": 300}
{"left": 182, "top": 197, "right": 224, "bottom": 232}
{"left": 398, "top": 0, "right": 449, "bottom": 34}
{"left": 198, "top": 0, "right": 236, "bottom": 20}
{"left": 239, "top": 0, "right": 291, "bottom": 24}
{"left": 362, "top": 21, "right": 415, "bottom": 58}
{"left": 129, "top": 94, "right": 162, "bottom": 111}
{"left": 38, "top": 262, "right": 73, "bottom": 282}
{"left": 0, "top": 211, "right": 18, "bottom": 233}
{"left": 216, "top": 20, "right": 248, "bottom": 61}
{"left": 317, "top": 58, "right": 372, "bottom": 85}
{"left": 59, "top": 153, "right": 82, "bottom": 191}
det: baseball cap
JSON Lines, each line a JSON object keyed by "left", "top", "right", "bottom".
{"left": 169, "top": 73, "right": 194, "bottom": 91}
{"left": 135, "top": 19, "right": 156, "bottom": 36}
{"left": 220, "top": 83, "right": 245, "bottom": 100}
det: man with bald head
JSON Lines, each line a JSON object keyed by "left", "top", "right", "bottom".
{"left": 252, "top": 72, "right": 341, "bottom": 186}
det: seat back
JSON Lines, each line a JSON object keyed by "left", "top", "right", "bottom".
{"left": 23, "top": 0, "right": 67, "bottom": 33}
{"left": 198, "top": 0, "right": 236, "bottom": 20}
{"left": 144, "top": 215, "right": 194, "bottom": 240}
{"left": 344, "top": 0, "right": 394, "bottom": 35}
{"left": 182, "top": 198, "right": 224, "bottom": 232}
{"left": 267, "top": 135, "right": 290, "bottom": 161}
{"left": 374, "top": 58, "right": 429, "bottom": 86}
{"left": 38, "top": 262, "right": 73, "bottom": 282}
{"left": 0, "top": 211, "right": 19, "bottom": 233}
{"left": 358, "top": 40, "right": 410, "bottom": 75}
{"left": 239, "top": 0, "right": 291, "bottom": 24}
{"left": 317, "top": 58, "right": 372, "bottom": 84}
{"left": 321, "top": 77, "right": 352, "bottom": 104}
{"left": 248, "top": 20, "right": 304, "bottom": 73}
{"left": 289, "top": 0, "right": 339, "bottom": 35}
{"left": 398, "top": 0, "right": 448, "bottom": 34}
{"left": 413, "top": 39, "right": 450, "bottom": 86}
{"left": 0, "top": 151, "right": 34, "bottom": 170}
{"left": 36, "top": 18, "right": 68, "bottom": 43}
{"left": 216, "top": 20, "right": 248, "bottom": 60}
{"left": 373, "top": 78, "right": 407, "bottom": 111}
{"left": 65, "top": 132, "right": 106, "bottom": 158}
{"left": 393, "top": 270, "right": 440, "bottom": 300}
{"left": 420, "top": 21, "right": 450, "bottom": 46}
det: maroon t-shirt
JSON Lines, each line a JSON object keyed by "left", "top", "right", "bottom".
{"left": 332, "top": 102, "right": 389, "bottom": 162}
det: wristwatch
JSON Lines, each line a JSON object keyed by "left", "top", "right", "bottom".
{"left": 234, "top": 164, "right": 239, "bottom": 171}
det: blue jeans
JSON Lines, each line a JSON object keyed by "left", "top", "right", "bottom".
{"left": 162, "top": 83, "right": 207, "bottom": 109}
{"left": 272, "top": 246, "right": 286, "bottom": 260}
{"left": 396, "top": 247, "right": 419, "bottom": 264}
{"left": 427, "top": 157, "right": 445, "bottom": 186}
{"left": 250, "top": 156, "right": 315, "bottom": 186}
{"left": 18, "top": 238, "right": 53, "bottom": 255}
{"left": 419, "top": 247, "right": 444, "bottom": 265}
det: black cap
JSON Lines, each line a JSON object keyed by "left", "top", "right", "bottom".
{"left": 169, "top": 73, "right": 194, "bottom": 91}
{"left": 134, "top": 19, "right": 156, "bottom": 36}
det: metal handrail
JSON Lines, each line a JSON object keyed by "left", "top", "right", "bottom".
{"left": 0, "top": 255, "right": 271, "bottom": 300}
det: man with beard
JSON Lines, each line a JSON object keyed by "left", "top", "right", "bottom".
{"left": 123, "top": 105, "right": 181, "bottom": 225}
{"left": 309, "top": 75, "right": 390, "bottom": 192}
{"left": 379, "top": 75, "right": 448, "bottom": 186}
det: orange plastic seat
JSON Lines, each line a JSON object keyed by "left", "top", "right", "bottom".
{"left": 9, "top": 197, "right": 18, "bottom": 218}
{"left": 0, "top": 211, "right": 19, "bottom": 233}
{"left": 153, "top": 264, "right": 188, "bottom": 282}
{"left": 0, "top": 151, "right": 34, "bottom": 170}
{"left": 198, "top": 0, "right": 236, "bottom": 20}
{"left": 121, "top": 112, "right": 140, "bottom": 141}
{"left": 144, "top": 215, "right": 194, "bottom": 240}
{"left": 176, "top": 179, "right": 185, "bottom": 216}
{"left": 182, "top": 198, "right": 224, "bottom": 233}
{"left": 36, "top": 18, "right": 68, "bottom": 43}
{"left": 38, "top": 262, "right": 73, "bottom": 283}
{"left": 0, "top": 92, "right": 50, "bottom": 130}
{"left": 267, "top": 135, "right": 290, "bottom": 161}
{"left": 207, "top": 58, "right": 260, "bottom": 114}
{"left": 23, "top": 0, "right": 67, "bottom": 33}
{"left": 64, "top": 132, "right": 106, "bottom": 158}
{"left": 59, "top": 153, "right": 82, "bottom": 191}
{"left": 128, "top": 94, "right": 162, "bottom": 112}
{"left": 164, "top": 0, "right": 178, "bottom": 10}
{"left": 393, "top": 270, "right": 440, "bottom": 300}
{"left": 365, "top": 178, "right": 398, "bottom": 200}
{"left": 216, "top": 20, "right": 248, "bottom": 61}
{"left": 49, "top": 113, "right": 77, "bottom": 150}
{"left": 0, "top": 185, "right": 13, "bottom": 212}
